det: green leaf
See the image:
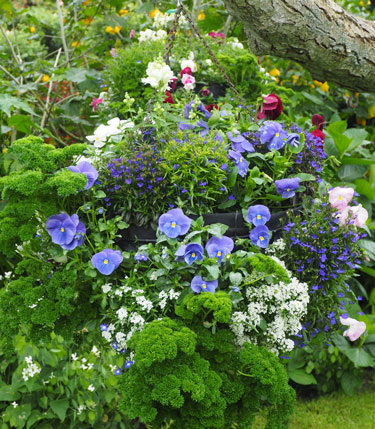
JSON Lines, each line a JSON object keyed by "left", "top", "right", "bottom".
{"left": 0, "top": 94, "right": 35, "bottom": 117}
{"left": 332, "top": 333, "right": 351, "bottom": 353}
{"left": 0, "top": 0, "right": 12, "bottom": 15}
{"left": 301, "top": 91, "right": 324, "bottom": 105}
{"left": 326, "top": 120, "right": 351, "bottom": 155}
{"left": 294, "top": 173, "right": 316, "bottom": 182}
{"left": 137, "top": 2, "right": 154, "bottom": 14}
{"left": 287, "top": 349, "right": 306, "bottom": 371}
{"left": 229, "top": 272, "right": 242, "bottom": 287}
{"left": 226, "top": 167, "right": 238, "bottom": 188}
{"left": 8, "top": 115, "right": 36, "bottom": 134}
{"left": 359, "top": 239, "right": 375, "bottom": 260}
{"left": 324, "top": 137, "right": 340, "bottom": 158}
{"left": 205, "top": 265, "right": 220, "bottom": 280}
{"left": 218, "top": 199, "right": 236, "bottom": 209}
{"left": 341, "top": 157, "right": 375, "bottom": 166}
{"left": 50, "top": 399, "right": 69, "bottom": 421}
{"left": 344, "top": 348, "right": 374, "bottom": 368}
{"left": 338, "top": 164, "right": 368, "bottom": 182}
{"left": 327, "top": 120, "right": 347, "bottom": 135}
{"left": 354, "top": 179, "right": 374, "bottom": 201}
{"left": 0, "top": 385, "right": 20, "bottom": 401}
{"left": 206, "top": 223, "right": 229, "bottom": 237}
{"left": 94, "top": 190, "right": 106, "bottom": 198}
{"left": 344, "top": 128, "right": 368, "bottom": 151}
{"left": 288, "top": 368, "right": 317, "bottom": 385}
{"left": 340, "top": 371, "right": 363, "bottom": 396}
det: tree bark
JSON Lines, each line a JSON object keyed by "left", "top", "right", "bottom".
{"left": 223, "top": 0, "right": 375, "bottom": 92}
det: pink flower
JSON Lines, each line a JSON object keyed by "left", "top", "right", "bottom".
{"left": 340, "top": 316, "right": 366, "bottom": 341}
{"left": 351, "top": 204, "right": 368, "bottom": 227}
{"left": 180, "top": 67, "right": 192, "bottom": 77}
{"left": 338, "top": 206, "right": 350, "bottom": 226}
{"left": 328, "top": 187, "right": 354, "bottom": 211}
{"left": 130, "top": 29, "right": 135, "bottom": 39}
{"left": 90, "top": 97, "right": 103, "bottom": 112}
{"left": 181, "top": 73, "right": 195, "bottom": 91}
{"left": 201, "top": 88, "right": 210, "bottom": 96}
{"left": 208, "top": 31, "right": 225, "bottom": 40}
{"left": 110, "top": 48, "right": 117, "bottom": 58}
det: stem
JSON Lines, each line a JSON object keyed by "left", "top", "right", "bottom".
{"left": 56, "top": 0, "right": 73, "bottom": 93}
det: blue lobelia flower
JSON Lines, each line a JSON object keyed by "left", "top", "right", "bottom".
{"left": 68, "top": 161, "right": 99, "bottom": 190}
{"left": 158, "top": 208, "right": 192, "bottom": 238}
{"left": 46, "top": 213, "right": 78, "bottom": 246}
{"left": 134, "top": 253, "right": 148, "bottom": 262}
{"left": 275, "top": 177, "right": 301, "bottom": 198}
{"left": 60, "top": 214, "right": 86, "bottom": 250}
{"left": 114, "top": 368, "right": 122, "bottom": 375}
{"left": 250, "top": 225, "right": 270, "bottom": 248}
{"left": 205, "top": 236, "right": 234, "bottom": 263}
{"left": 259, "top": 121, "right": 287, "bottom": 150}
{"left": 191, "top": 275, "right": 218, "bottom": 293}
{"left": 247, "top": 205, "right": 271, "bottom": 226}
{"left": 175, "top": 243, "right": 204, "bottom": 265}
{"left": 228, "top": 150, "right": 248, "bottom": 177}
{"left": 91, "top": 249, "right": 123, "bottom": 275}
{"left": 227, "top": 131, "right": 255, "bottom": 153}
{"left": 286, "top": 133, "right": 300, "bottom": 148}
{"left": 124, "top": 360, "right": 134, "bottom": 369}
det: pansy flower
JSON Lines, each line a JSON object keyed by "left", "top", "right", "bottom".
{"left": 227, "top": 131, "right": 255, "bottom": 153}
{"left": 340, "top": 316, "right": 366, "bottom": 341}
{"left": 286, "top": 133, "right": 300, "bottom": 148}
{"left": 191, "top": 276, "right": 218, "bottom": 293}
{"left": 46, "top": 213, "right": 82, "bottom": 247}
{"left": 259, "top": 121, "right": 287, "bottom": 150}
{"left": 205, "top": 236, "right": 234, "bottom": 263}
{"left": 91, "top": 249, "right": 123, "bottom": 275}
{"left": 250, "top": 225, "right": 270, "bottom": 248}
{"left": 275, "top": 177, "right": 301, "bottom": 198}
{"left": 328, "top": 187, "right": 354, "bottom": 211}
{"left": 228, "top": 150, "right": 248, "bottom": 177}
{"left": 257, "top": 94, "right": 283, "bottom": 120}
{"left": 247, "top": 205, "right": 271, "bottom": 226}
{"left": 60, "top": 214, "right": 86, "bottom": 250}
{"left": 158, "top": 208, "right": 192, "bottom": 238}
{"left": 175, "top": 243, "right": 204, "bottom": 265}
{"left": 68, "top": 161, "right": 99, "bottom": 190}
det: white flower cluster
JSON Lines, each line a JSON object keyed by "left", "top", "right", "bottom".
{"left": 158, "top": 289, "right": 180, "bottom": 310}
{"left": 228, "top": 38, "right": 244, "bottom": 50}
{"left": 180, "top": 51, "right": 197, "bottom": 72}
{"left": 230, "top": 256, "right": 309, "bottom": 354}
{"left": 142, "top": 60, "right": 176, "bottom": 92}
{"left": 86, "top": 117, "right": 135, "bottom": 148}
{"left": 265, "top": 238, "right": 286, "bottom": 255}
{"left": 138, "top": 28, "right": 167, "bottom": 42}
{"left": 153, "top": 11, "right": 187, "bottom": 29}
{"left": 22, "top": 356, "right": 41, "bottom": 381}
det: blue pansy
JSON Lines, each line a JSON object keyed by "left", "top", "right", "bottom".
{"left": 250, "top": 225, "right": 270, "bottom": 248}
{"left": 228, "top": 150, "right": 248, "bottom": 177}
{"left": 275, "top": 177, "right": 301, "bottom": 198}
{"left": 247, "top": 205, "right": 271, "bottom": 226}
{"left": 68, "top": 161, "right": 99, "bottom": 190}
{"left": 196, "top": 119, "right": 209, "bottom": 137}
{"left": 191, "top": 276, "right": 218, "bottom": 293}
{"left": 175, "top": 243, "right": 204, "bottom": 265}
{"left": 184, "top": 101, "right": 211, "bottom": 120}
{"left": 286, "top": 133, "right": 300, "bottom": 148}
{"left": 227, "top": 131, "right": 255, "bottom": 153}
{"left": 259, "top": 121, "right": 287, "bottom": 150}
{"left": 91, "top": 249, "right": 123, "bottom": 275}
{"left": 158, "top": 208, "right": 192, "bottom": 238}
{"left": 60, "top": 214, "right": 86, "bottom": 250}
{"left": 205, "top": 236, "right": 234, "bottom": 263}
{"left": 46, "top": 213, "right": 85, "bottom": 249}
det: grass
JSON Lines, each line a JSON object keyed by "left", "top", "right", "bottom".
{"left": 253, "top": 387, "right": 375, "bottom": 429}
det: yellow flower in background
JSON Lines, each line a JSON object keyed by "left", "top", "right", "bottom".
{"left": 319, "top": 81, "right": 329, "bottom": 92}
{"left": 114, "top": 25, "right": 122, "bottom": 34}
{"left": 357, "top": 118, "right": 366, "bottom": 126}
{"left": 368, "top": 0, "right": 371, "bottom": 4}
{"left": 197, "top": 12, "right": 206, "bottom": 20}
{"left": 42, "top": 74, "right": 50, "bottom": 83}
{"left": 355, "top": 92, "right": 359, "bottom": 97}
{"left": 269, "top": 68, "right": 280, "bottom": 77}
{"left": 119, "top": 9, "right": 128, "bottom": 16}
{"left": 292, "top": 75, "right": 299, "bottom": 84}
{"left": 106, "top": 26, "right": 115, "bottom": 34}
{"left": 149, "top": 8, "right": 161, "bottom": 18}
{"left": 313, "top": 80, "right": 323, "bottom": 86}
{"left": 368, "top": 106, "right": 375, "bottom": 119}
{"left": 83, "top": 0, "right": 90, "bottom": 5}
{"left": 30, "top": 26, "right": 35, "bottom": 33}
{"left": 359, "top": 0, "right": 365, "bottom": 5}
{"left": 82, "top": 17, "right": 93, "bottom": 25}
{"left": 72, "top": 41, "right": 80, "bottom": 48}
{"left": 310, "top": 84, "right": 315, "bottom": 88}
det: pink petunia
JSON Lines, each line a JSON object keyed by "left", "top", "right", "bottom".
{"left": 340, "top": 316, "right": 366, "bottom": 341}
{"left": 181, "top": 73, "right": 195, "bottom": 91}
{"left": 90, "top": 97, "right": 103, "bottom": 112}
{"left": 350, "top": 204, "right": 368, "bottom": 227}
{"left": 130, "top": 29, "right": 135, "bottom": 39}
{"left": 328, "top": 187, "right": 354, "bottom": 211}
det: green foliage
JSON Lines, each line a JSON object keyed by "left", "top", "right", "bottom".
{"left": 119, "top": 318, "right": 295, "bottom": 428}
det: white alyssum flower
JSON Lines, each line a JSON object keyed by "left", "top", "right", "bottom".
{"left": 116, "top": 307, "right": 129, "bottom": 322}
{"left": 141, "top": 60, "right": 175, "bottom": 92}
{"left": 180, "top": 51, "right": 197, "bottom": 72}
{"left": 88, "top": 384, "right": 95, "bottom": 392}
{"left": 11, "top": 402, "right": 18, "bottom": 408}
{"left": 77, "top": 404, "right": 86, "bottom": 415}
{"left": 102, "top": 284, "right": 112, "bottom": 294}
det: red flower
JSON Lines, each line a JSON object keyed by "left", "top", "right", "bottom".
{"left": 169, "top": 78, "right": 177, "bottom": 91}
{"left": 311, "top": 114, "right": 325, "bottom": 147}
{"left": 257, "top": 94, "right": 283, "bottom": 120}
{"left": 180, "top": 67, "right": 192, "bottom": 77}
{"left": 312, "top": 114, "right": 325, "bottom": 131}
{"left": 201, "top": 88, "right": 210, "bottom": 96}
{"left": 205, "top": 104, "right": 218, "bottom": 112}
{"left": 163, "top": 91, "right": 174, "bottom": 104}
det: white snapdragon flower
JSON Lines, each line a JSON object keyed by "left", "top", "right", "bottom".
{"left": 229, "top": 38, "right": 244, "bottom": 50}
{"left": 86, "top": 118, "right": 134, "bottom": 148}
{"left": 180, "top": 51, "right": 197, "bottom": 72}
{"left": 142, "top": 60, "right": 175, "bottom": 92}
{"left": 139, "top": 28, "right": 167, "bottom": 42}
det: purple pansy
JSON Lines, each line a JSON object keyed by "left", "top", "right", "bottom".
{"left": 286, "top": 133, "right": 300, "bottom": 148}
{"left": 250, "top": 225, "right": 270, "bottom": 248}
{"left": 205, "top": 236, "right": 234, "bottom": 263}
{"left": 158, "top": 208, "right": 192, "bottom": 238}
{"left": 259, "top": 121, "right": 287, "bottom": 150}
{"left": 196, "top": 119, "right": 209, "bottom": 137}
{"left": 175, "top": 243, "right": 204, "bottom": 265}
{"left": 60, "top": 214, "right": 86, "bottom": 250}
{"left": 228, "top": 150, "right": 248, "bottom": 177}
{"left": 184, "top": 101, "right": 211, "bottom": 120}
{"left": 46, "top": 213, "right": 85, "bottom": 250}
{"left": 191, "top": 276, "right": 218, "bottom": 293}
{"left": 227, "top": 131, "right": 255, "bottom": 153}
{"left": 275, "top": 177, "right": 301, "bottom": 198}
{"left": 91, "top": 249, "right": 123, "bottom": 275}
{"left": 68, "top": 161, "right": 99, "bottom": 190}
{"left": 247, "top": 205, "right": 271, "bottom": 226}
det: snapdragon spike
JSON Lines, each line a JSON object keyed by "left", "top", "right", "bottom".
{"left": 68, "top": 161, "right": 99, "bottom": 190}
{"left": 275, "top": 178, "right": 301, "bottom": 198}
{"left": 91, "top": 249, "right": 123, "bottom": 275}
{"left": 191, "top": 276, "right": 218, "bottom": 293}
{"left": 250, "top": 225, "right": 270, "bottom": 248}
{"left": 205, "top": 236, "right": 234, "bottom": 263}
{"left": 158, "top": 208, "right": 192, "bottom": 238}
{"left": 247, "top": 205, "right": 271, "bottom": 226}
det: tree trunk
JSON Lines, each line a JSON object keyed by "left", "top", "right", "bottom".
{"left": 223, "top": 0, "right": 375, "bottom": 92}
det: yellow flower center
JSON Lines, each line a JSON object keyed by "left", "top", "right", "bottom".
{"left": 192, "top": 253, "right": 196, "bottom": 258}
{"left": 171, "top": 222, "right": 176, "bottom": 228}
{"left": 260, "top": 236, "right": 264, "bottom": 241}
{"left": 104, "top": 259, "right": 108, "bottom": 264}
{"left": 61, "top": 227, "right": 65, "bottom": 232}
{"left": 257, "top": 215, "right": 261, "bottom": 219}
{"left": 217, "top": 251, "right": 222, "bottom": 257}
{"left": 339, "top": 196, "right": 342, "bottom": 200}
{"left": 287, "top": 188, "right": 290, "bottom": 192}
{"left": 202, "top": 284, "right": 206, "bottom": 288}
{"left": 240, "top": 158, "right": 243, "bottom": 163}
{"left": 275, "top": 133, "right": 279, "bottom": 137}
